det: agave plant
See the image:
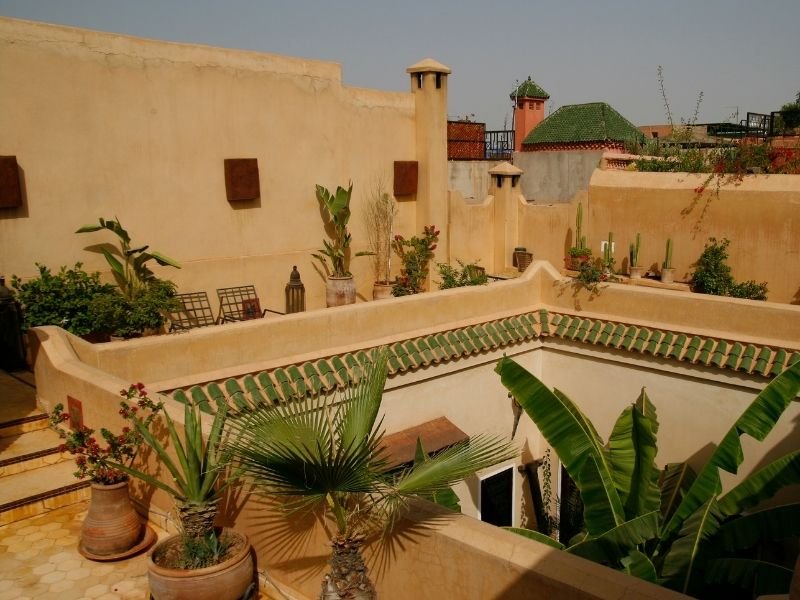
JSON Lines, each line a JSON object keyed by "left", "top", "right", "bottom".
{"left": 496, "top": 357, "right": 800, "bottom": 598}
{"left": 228, "top": 350, "right": 517, "bottom": 599}
{"left": 76, "top": 217, "right": 180, "bottom": 299}
{"left": 110, "top": 384, "right": 237, "bottom": 563}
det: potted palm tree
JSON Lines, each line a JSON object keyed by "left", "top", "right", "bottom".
{"left": 313, "top": 183, "right": 372, "bottom": 307}
{"left": 111, "top": 384, "right": 253, "bottom": 600}
{"left": 228, "top": 349, "right": 517, "bottom": 599}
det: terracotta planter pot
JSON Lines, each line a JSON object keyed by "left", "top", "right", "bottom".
{"left": 372, "top": 282, "right": 394, "bottom": 301}
{"left": 148, "top": 530, "right": 255, "bottom": 600}
{"left": 326, "top": 276, "right": 356, "bottom": 307}
{"left": 565, "top": 256, "right": 589, "bottom": 271}
{"left": 660, "top": 267, "right": 676, "bottom": 284}
{"left": 80, "top": 481, "right": 143, "bottom": 558}
{"left": 629, "top": 265, "right": 644, "bottom": 280}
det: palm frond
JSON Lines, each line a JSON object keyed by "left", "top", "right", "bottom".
{"left": 568, "top": 510, "right": 660, "bottom": 565}
{"left": 715, "top": 503, "right": 800, "bottom": 553}
{"left": 504, "top": 527, "right": 565, "bottom": 549}
{"left": 705, "top": 557, "right": 793, "bottom": 596}
{"left": 605, "top": 389, "right": 660, "bottom": 520}
{"left": 392, "top": 434, "right": 516, "bottom": 498}
{"left": 660, "top": 498, "right": 723, "bottom": 594}
{"left": 717, "top": 449, "right": 800, "bottom": 516}
{"left": 661, "top": 359, "right": 800, "bottom": 543}
{"left": 495, "top": 357, "right": 626, "bottom": 534}
{"left": 659, "top": 462, "right": 696, "bottom": 522}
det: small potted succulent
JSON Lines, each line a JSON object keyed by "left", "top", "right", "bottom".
{"left": 109, "top": 384, "right": 253, "bottom": 600}
{"left": 49, "top": 390, "right": 160, "bottom": 559}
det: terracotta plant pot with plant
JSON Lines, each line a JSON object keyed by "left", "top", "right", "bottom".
{"left": 110, "top": 384, "right": 254, "bottom": 600}
{"left": 363, "top": 179, "right": 398, "bottom": 300}
{"left": 391, "top": 225, "right": 440, "bottom": 296}
{"left": 566, "top": 202, "right": 591, "bottom": 271}
{"left": 313, "top": 182, "right": 373, "bottom": 307}
{"left": 49, "top": 399, "right": 158, "bottom": 560}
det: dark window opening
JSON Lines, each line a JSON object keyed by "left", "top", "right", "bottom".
{"left": 435, "top": 73, "right": 442, "bottom": 89}
{"left": 480, "top": 468, "right": 513, "bottom": 527}
{"left": 558, "top": 465, "right": 584, "bottom": 543}
{"left": 416, "top": 73, "right": 422, "bottom": 89}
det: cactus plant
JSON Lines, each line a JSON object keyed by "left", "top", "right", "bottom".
{"left": 663, "top": 238, "right": 673, "bottom": 269}
{"left": 630, "top": 233, "right": 641, "bottom": 267}
{"left": 576, "top": 203, "right": 585, "bottom": 249}
{"left": 603, "top": 232, "right": 615, "bottom": 272}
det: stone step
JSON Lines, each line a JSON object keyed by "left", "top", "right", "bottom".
{"left": 0, "top": 461, "right": 90, "bottom": 526}
{"left": 0, "top": 412, "right": 49, "bottom": 438}
{"left": 0, "top": 427, "right": 69, "bottom": 477}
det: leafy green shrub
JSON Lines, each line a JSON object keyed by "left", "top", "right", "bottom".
{"left": 11, "top": 263, "right": 117, "bottom": 335}
{"left": 392, "top": 225, "right": 439, "bottom": 296}
{"left": 729, "top": 280, "right": 769, "bottom": 301}
{"left": 89, "top": 279, "right": 179, "bottom": 338}
{"left": 436, "top": 260, "right": 488, "bottom": 289}
{"left": 690, "top": 237, "right": 768, "bottom": 300}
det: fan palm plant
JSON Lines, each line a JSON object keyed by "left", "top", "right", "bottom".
{"left": 496, "top": 356, "right": 800, "bottom": 598}
{"left": 228, "top": 350, "right": 517, "bottom": 599}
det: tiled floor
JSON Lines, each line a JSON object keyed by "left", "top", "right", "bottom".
{"left": 0, "top": 500, "right": 153, "bottom": 600}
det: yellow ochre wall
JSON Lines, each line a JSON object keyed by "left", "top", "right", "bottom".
{"left": 514, "top": 170, "right": 800, "bottom": 304}
{"left": 0, "top": 17, "right": 439, "bottom": 310}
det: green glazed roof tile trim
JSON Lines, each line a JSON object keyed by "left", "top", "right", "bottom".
{"left": 739, "top": 345, "right": 757, "bottom": 373}
{"left": 726, "top": 343, "right": 744, "bottom": 369}
{"left": 523, "top": 102, "right": 645, "bottom": 146}
{"left": 171, "top": 309, "right": 800, "bottom": 410}
{"left": 511, "top": 77, "right": 549, "bottom": 99}
{"left": 711, "top": 341, "right": 728, "bottom": 368}
{"left": 645, "top": 330, "right": 662, "bottom": 355}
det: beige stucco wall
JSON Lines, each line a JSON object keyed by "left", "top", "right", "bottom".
{"left": 521, "top": 170, "right": 800, "bottom": 303}
{"left": 448, "top": 190, "right": 494, "bottom": 271}
{"left": 0, "top": 17, "right": 424, "bottom": 310}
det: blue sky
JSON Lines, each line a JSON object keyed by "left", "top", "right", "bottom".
{"left": 1, "top": 0, "right": 798, "bottom": 128}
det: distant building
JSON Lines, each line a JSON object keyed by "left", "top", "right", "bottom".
{"left": 511, "top": 77, "right": 549, "bottom": 152}
{"left": 521, "top": 101, "right": 644, "bottom": 152}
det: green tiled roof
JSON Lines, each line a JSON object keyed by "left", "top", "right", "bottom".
{"left": 511, "top": 77, "right": 549, "bottom": 100}
{"left": 170, "top": 309, "right": 799, "bottom": 413}
{"left": 522, "top": 102, "right": 644, "bottom": 146}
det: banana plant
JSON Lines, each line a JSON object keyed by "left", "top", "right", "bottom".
{"left": 312, "top": 183, "right": 372, "bottom": 278}
{"left": 76, "top": 217, "right": 180, "bottom": 299}
{"left": 496, "top": 357, "right": 800, "bottom": 598}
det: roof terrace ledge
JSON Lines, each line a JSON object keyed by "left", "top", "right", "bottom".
{"left": 68, "top": 262, "right": 556, "bottom": 385}
{"left": 61, "top": 260, "right": 800, "bottom": 390}
{"left": 541, "top": 277, "right": 800, "bottom": 352}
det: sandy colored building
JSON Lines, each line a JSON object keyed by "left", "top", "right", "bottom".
{"left": 1, "top": 16, "right": 799, "bottom": 600}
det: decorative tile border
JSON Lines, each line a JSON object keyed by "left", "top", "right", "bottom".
{"left": 171, "top": 309, "right": 800, "bottom": 411}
